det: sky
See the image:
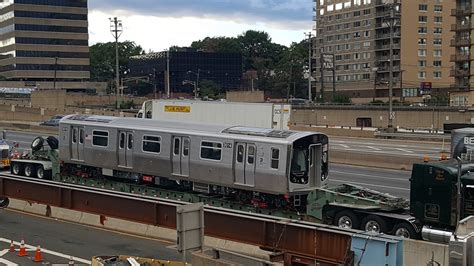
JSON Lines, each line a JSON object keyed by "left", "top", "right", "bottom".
{"left": 88, "top": 0, "right": 314, "bottom": 52}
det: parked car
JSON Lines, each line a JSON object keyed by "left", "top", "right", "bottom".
{"left": 40, "top": 115, "right": 65, "bottom": 126}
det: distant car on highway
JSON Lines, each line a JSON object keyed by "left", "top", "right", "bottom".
{"left": 288, "top": 98, "right": 309, "bottom": 106}
{"left": 40, "top": 115, "right": 65, "bottom": 127}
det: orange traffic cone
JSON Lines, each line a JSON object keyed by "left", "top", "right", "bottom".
{"left": 68, "top": 256, "right": 74, "bottom": 266}
{"left": 34, "top": 245, "right": 43, "bottom": 262}
{"left": 17, "top": 239, "right": 27, "bottom": 257}
{"left": 9, "top": 240, "right": 14, "bottom": 252}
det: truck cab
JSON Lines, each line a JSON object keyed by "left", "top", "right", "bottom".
{"left": 410, "top": 160, "right": 474, "bottom": 242}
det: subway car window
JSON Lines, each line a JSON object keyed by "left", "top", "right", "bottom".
{"left": 271, "top": 148, "right": 280, "bottom": 169}
{"left": 200, "top": 141, "right": 222, "bottom": 160}
{"left": 143, "top": 135, "right": 161, "bottom": 153}
{"left": 92, "top": 130, "right": 108, "bottom": 147}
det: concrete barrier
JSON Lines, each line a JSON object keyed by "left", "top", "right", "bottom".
{"left": 290, "top": 125, "right": 376, "bottom": 138}
{"left": 403, "top": 239, "right": 449, "bottom": 266}
{"left": 7, "top": 199, "right": 273, "bottom": 260}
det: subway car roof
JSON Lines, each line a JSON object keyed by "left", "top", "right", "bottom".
{"left": 60, "top": 115, "right": 324, "bottom": 143}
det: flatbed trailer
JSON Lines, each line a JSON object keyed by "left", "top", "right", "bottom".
{"left": 8, "top": 147, "right": 421, "bottom": 240}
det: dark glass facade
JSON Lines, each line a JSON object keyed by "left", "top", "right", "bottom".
{"left": 129, "top": 49, "right": 243, "bottom": 93}
{"left": 0, "top": 0, "right": 90, "bottom": 86}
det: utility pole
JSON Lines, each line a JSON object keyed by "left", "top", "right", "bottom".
{"left": 152, "top": 68, "right": 157, "bottom": 99}
{"left": 385, "top": 1, "right": 400, "bottom": 131}
{"left": 305, "top": 32, "right": 313, "bottom": 102}
{"left": 109, "top": 17, "right": 123, "bottom": 109}
{"left": 166, "top": 50, "right": 170, "bottom": 98}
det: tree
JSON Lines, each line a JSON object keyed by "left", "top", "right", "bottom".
{"left": 191, "top": 37, "right": 241, "bottom": 53}
{"left": 198, "top": 79, "right": 222, "bottom": 99}
{"left": 90, "top": 41, "right": 144, "bottom": 82}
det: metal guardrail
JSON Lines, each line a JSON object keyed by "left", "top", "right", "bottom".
{"left": 374, "top": 132, "right": 450, "bottom": 141}
{"left": 0, "top": 173, "right": 354, "bottom": 265}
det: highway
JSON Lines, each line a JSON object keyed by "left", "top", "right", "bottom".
{"left": 0, "top": 209, "right": 181, "bottom": 265}
{"left": 331, "top": 136, "right": 449, "bottom": 160}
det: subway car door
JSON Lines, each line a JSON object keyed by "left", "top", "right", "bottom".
{"left": 71, "top": 127, "right": 84, "bottom": 162}
{"left": 309, "top": 144, "right": 322, "bottom": 187}
{"left": 118, "top": 131, "right": 133, "bottom": 168}
{"left": 234, "top": 143, "right": 256, "bottom": 186}
{"left": 172, "top": 136, "right": 190, "bottom": 176}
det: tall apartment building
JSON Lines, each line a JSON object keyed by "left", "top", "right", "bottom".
{"left": 0, "top": 0, "right": 94, "bottom": 91}
{"left": 451, "top": 0, "right": 473, "bottom": 90}
{"left": 314, "top": 0, "right": 455, "bottom": 102}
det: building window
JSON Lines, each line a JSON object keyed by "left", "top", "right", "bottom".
{"left": 354, "top": 32, "right": 361, "bottom": 38}
{"left": 433, "top": 27, "right": 442, "bottom": 34}
{"left": 92, "top": 130, "right": 108, "bottom": 147}
{"left": 354, "top": 53, "right": 360, "bottom": 59}
{"left": 419, "top": 60, "right": 427, "bottom": 67}
{"left": 143, "top": 135, "right": 161, "bottom": 153}
{"left": 418, "top": 38, "right": 427, "bottom": 45}
{"left": 418, "top": 71, "right": 426, "bottom": 79}
{"left": 433, "top": 60, "right": 442, "bottom": 67}
{"left": 419, "top": 4, "right": 428, "bottom": 11}
{"left": 363, "top": 41, "right": 370, "bottom": 47}
{"left": 271, "top": 148, "right": 280, "bottom": 169}
{"left": 362, "top": 73, "right": 370, "bottom": 79}
{"left": 200, "top": 141, "right": 222, "bottom": 161}
{"left": 434, "top": 16, "right": 442, "bottom": 23}
{"left": 353, "top": 21, "right": 361, "bottom": 27}
{"left": 364, "top": 30, "right": 370, "bottom": 37}
{"left": 363, "top": 9, "right": 371, "bottom": 15}
{"left": 433, "top": 39, "right": 442, "bottom": 46}
{"left": 434, "top": 49, "right": 442, "bottom": 57}
{"left": 434, "top": 5, "right": 442, "bottom": 12}
{"left": 354, "top": 11, "right": 361, "bottom": 16}
{"left": 419, "top": 16, "right": 427, "bottom": 23}
{"left": 418, "top": 27, "right": 427, "bottom": 34}
{"left": 418, "top": 49, "right": 427, "bottom": 57}
{"left": 434, "top": 71, "right": 442, "bottom": 79}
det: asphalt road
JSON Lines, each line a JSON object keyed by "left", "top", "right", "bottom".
{"left": 0, "top": 208, "right": 181, "bottom": 265}
{"left": 329, "top": 163, "right": 410, "bottom": 199}
{"left": 331, "top": 136, "right": 450, "bottom": 160}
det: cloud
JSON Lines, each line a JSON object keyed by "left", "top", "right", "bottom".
{"left": 89, "top": 0, "right": 313, "bottom": 29}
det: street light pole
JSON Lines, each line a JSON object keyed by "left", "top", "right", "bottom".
{"left": 305, "top": 32, "right": 313, "bottom": 102}
{"left": 109, "top": 17, "right": 123, "bottom": 109}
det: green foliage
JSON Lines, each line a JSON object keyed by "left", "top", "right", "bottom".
{"left": 199, "top": 79, "right": 222, "bottom": 99}
{"left": 90, "top": 41, "right": 144, "bottom": 82}
{"left": 191, "top": 37, "right": 241, "bottom": 53}
{"left": 117, "top": 100, "right": 136, "bottom": 110}
{"left": 333, "top": 94, "right": 352, "bottom": 104}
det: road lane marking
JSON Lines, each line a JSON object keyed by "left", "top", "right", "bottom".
{"left": 0, "top": 238, "right": 91, "bottom": 264}
{"left": 330, "top": 170, "right": 409, "bottom": 181}
{"left": 337, "top": 144, "right": 350, "bottom": 148}
{"left": 396, "top": 148, "right": 414, "bottom": 153}
{"left": 331, "top": 179, "right": 409, "bottom": 191}
{"left": 367, "top": 146, "right": 381, "bottom": 151}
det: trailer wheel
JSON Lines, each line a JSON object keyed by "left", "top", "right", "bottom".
{"left": 362, "top": 215, "right": 387, "bottom": 233}
{"left": 393, "top": 223, "right": 417, "bottom": 239}
{"left": 11, "top": 162, "right": 22, "bottom": 176}
{"left": 24, "top": 164, "right": 34, "bottom": 177}
{"left": 334, "top": 210, "right": 360, "bottom": 229}
{"left": 31, "top": 137, "right": 44, "bottom": 152}
{"left": 36, "top": 165, "right": 45, "bottom": 179}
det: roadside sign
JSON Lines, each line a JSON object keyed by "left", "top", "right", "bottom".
{"left": 390, "top": 112, "right": 396, "bottom": 120}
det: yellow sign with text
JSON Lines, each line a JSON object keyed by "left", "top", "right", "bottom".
{"left": 164, "top": 105, "right": 191, "bottom": 113}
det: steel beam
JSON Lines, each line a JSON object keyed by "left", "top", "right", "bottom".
{"left": 0, "top": 175, "right": 352, "bottom": 264}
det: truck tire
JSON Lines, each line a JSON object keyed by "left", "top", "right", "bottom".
{"left": 46, "top": 136, "right": 59, "bottom": 150}
{"left": 334, "top": 210, "right": 360, "bottom": 229}
{"left": 11, "top": 162, "right": 22, "bottom": 176}
{"left": 31, "top": 137, "right": 44, "bottom": 152}
{"left": 393, "top": 222, "right": 417, "bottom": 239}
{"left": 362, "top": 215, "right": 387, "bottom": 233}
{"left": 36, "top": 165, "right": 45, "bottom": 179}
{"left": 24, "top": 164, "right": 34, "bottom": 177}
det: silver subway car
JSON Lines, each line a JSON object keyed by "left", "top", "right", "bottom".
{"left": 59, "top": 115, "right": 329, "bottom": 209}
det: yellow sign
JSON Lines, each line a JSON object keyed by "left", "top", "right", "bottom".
{"left": 164, "top": 105, "right": 191, "bottom": 113}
